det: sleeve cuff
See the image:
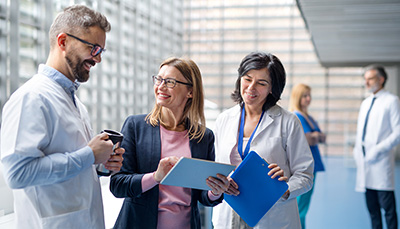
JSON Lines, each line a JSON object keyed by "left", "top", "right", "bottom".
{"left": 208, "top": 190, "right": 222, "bottom": 201}
{"left": 141, "top": 172, "right": 159, "bottom": 193}
{"left": 74, "top": 146, "right": 95, "bottom": 167}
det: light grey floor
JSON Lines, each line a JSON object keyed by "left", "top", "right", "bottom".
{"left": 3, "top": 156, "right": 398, "bottom": 228}
{"left": 103, "top": 156, "right": 400, "bottom": 229}
{"left": 306, "top": 157, "right": 400, "bottom": 229}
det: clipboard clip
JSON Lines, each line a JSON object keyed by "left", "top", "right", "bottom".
{"left": 261, "top": 157, "right": 270, "bottom": 166}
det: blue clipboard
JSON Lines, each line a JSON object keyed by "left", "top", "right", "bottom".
{"left": 224, "top": 151, "right": 288, "bottom": 227}
{"left": 160, "top": 157, "right": 235, "bottom": 190}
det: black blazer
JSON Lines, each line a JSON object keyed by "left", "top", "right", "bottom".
{"left": 110, "top": 114, "right": 223, "bottom": 229}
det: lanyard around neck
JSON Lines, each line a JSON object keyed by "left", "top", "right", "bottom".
{"left": 238, "top": 106, "right": 265, "bottom": 160}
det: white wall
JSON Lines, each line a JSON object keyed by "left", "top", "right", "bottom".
{"left": 386, "top": 65, "right": 400, "bottom": 160}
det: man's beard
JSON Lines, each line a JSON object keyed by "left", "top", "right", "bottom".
{"left": 65, "top": 54, "right": 93, "bottom": 83}
{"left": 367, "top": 83, "right": 379, "bottom": 93}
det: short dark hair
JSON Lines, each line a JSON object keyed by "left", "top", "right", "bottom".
{"left": 364, "top": 64, "right": 387, "bottom": 87}
{"left": 49, "top": 4, "right": 111, "bottom": 48}
{"left": 231, "top": 52, "right": 286, "bottom": 111}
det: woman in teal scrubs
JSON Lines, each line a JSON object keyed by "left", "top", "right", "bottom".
{"left": 289, "top": 83, "right": 326, "bottom": 229}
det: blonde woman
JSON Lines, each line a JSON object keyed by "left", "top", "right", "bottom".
{"left": 110, "top": 57, "right": 230, "bottom": 229}
{"left": 289, "top": 83, "right": 326, "bottom": 229}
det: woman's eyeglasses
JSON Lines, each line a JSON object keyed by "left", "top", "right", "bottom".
{"left": 152, "top": 75, "right": 192, "bottom": 88}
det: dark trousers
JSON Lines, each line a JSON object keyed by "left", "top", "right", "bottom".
{"left": 365, "top": 189, "right": 398, "bottom": 229}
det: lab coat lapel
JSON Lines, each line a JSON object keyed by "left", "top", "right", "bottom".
{"left": 226, "top": 106, "right": 241, "bottom": 146}
{"left": 254, "top": 105, "right": 281, "bottom": 138}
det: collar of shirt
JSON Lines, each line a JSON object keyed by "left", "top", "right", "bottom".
{"left": 38, "top": 64, "right": 80, "bottom": 105}
{"left": 371, "top": 89, "right": 386, "bottom": 99}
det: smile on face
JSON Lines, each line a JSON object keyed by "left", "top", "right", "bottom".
{"left": 240, "top": 68, "right": 272, "bottom": 109}
{"left": 154, "top": 65, "right": 193, "bottom": 113}
{"left": 64, "top": 26, "right": 106, "bottom": 83}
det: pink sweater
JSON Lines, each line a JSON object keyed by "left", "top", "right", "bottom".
{"left": 141, "top": 125, "right": 220, "bottom": 228}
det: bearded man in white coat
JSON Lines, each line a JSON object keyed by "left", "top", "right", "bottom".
{"left": 0, "top": 5, "right": 124, "bottom": 229}
{"left": 353, "top": 64, "right": 400, "bottom": 229}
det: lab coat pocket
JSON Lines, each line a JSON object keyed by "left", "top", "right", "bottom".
{"left": 42, "top": 207, "right": 91, "bottom": 229}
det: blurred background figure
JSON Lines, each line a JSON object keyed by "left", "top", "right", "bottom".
{"left": 353, "top": 65, "right": 400, "bottom": 229}
{"left": 289, "top": 83, "right": 326, "bottom": 229}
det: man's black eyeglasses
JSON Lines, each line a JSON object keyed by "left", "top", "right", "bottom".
{"left": 152, "top": 75, "right": 193, "bottom": 88}
{"left": 66, "top": 33, "right": 106, "bottom": 57}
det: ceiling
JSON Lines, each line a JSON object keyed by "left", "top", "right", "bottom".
{"left": 296, "top": 0, "right": 400, "bottom": 68}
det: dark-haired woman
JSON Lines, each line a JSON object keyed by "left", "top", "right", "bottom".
{"left": 212, "top": 52, "right": 314, "bottom": 228}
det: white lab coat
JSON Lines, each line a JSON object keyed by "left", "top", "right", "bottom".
{"left": 1, "top": 74, "right": 104, "bottom": 229}
{"left": 212, "top": 105, "right": 314, "bottom": 229}
{"left": 353, "top": 90, "right": 400, "bottom": 192}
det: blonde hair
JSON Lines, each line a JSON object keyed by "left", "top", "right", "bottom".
{"left": 146, "top": 57, "right": 206, "bottom": 141}
{"left": 289, "top": 83, "right": 311, "bottom": 113}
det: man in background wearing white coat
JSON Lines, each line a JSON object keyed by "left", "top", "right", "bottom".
{"left": 0, "top": 5, "right": 124, "bottom": 229}
{"left": 353, "top": 65, "right": 400, "bottom": 229}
